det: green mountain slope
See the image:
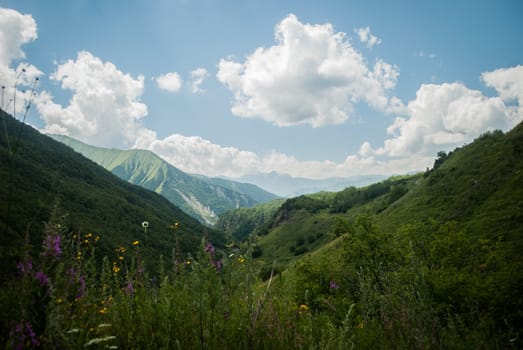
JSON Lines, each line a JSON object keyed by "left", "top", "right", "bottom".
{"left": 51, "top": 135, "right": 278, "bottom": 225}
{"left": 193, "top": 175, "right": 279, "bottom": 204}
{"left": 225, "top": 123, "right": 523, "bottom": 343}
{"left": 0, "top": 110, "right": 224, "bottom": 277}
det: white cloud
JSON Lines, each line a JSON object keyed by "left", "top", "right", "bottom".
{"left": 189, "top": 67, "right": 209, "bottom": 93}
{"left": 134, "top": 129, "right": 431, "bottom": 179}
{"left": 36, "top": 51, "right": 148, "bottom": 148}
{"left": 364, "top": 73, "right": 519, "bottom": 158}
{"left": 0, "top": 7, "right": 42, "bottom": 114}
{"left": 156, "top": 72, "right": 182, "bottom": 92}
{"left": 217, "top": 14, "right": 399, "bottom": 127}
{"left": 418, "top": 51, "right": 436, "bottom": 59}
{"left": 482, "top": 65, "right": 523, "bottom": 125}
{"left": 355, "top": 26, "right": 382, "bottom": 48}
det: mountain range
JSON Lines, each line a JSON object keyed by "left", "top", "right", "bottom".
{"left": 50, "top": 135, "right": 278, "bottom": 225}
{"left": 0, "top": 109, "right": 223, "bottom": 275}
{"left": 232, "top": 172, "right": 387, "bottom": 197}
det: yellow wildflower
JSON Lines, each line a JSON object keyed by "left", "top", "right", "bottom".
{"left": 86, "top": 233, "right": 93, "bottom": 238}
{"left": 118, "top": 256, "right": 124, "bottom": 261}
{"left": 185, "top": 260, "right": 191, "bottom": 265}
{"left": 98, "top": 307, "right": 108, "bottom": 314}
{"left": 132, "top": 240, "right": 139, "bottom": 246}
{"left": 94, "top": 235, "right": 100, "bottom": 242}
{"left": 298, "top": 304, "right": 309, "bottom": 313}
{"left": 237, "top": 256, "right": 245, "bottom": 263}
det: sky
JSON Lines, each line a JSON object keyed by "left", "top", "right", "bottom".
{"left": 1, "top": 0, "right": 522, "bottom": 180}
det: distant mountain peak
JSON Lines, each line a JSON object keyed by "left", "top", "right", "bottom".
{"left": 51, "top": 134, "right": 278, "bottom": 225}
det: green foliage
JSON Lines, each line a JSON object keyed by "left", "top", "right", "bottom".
{"left": 1, "top": 215, "right": 357, "bottom": 349}
{"left": 216, "top": 198, "right": 285, "bottom": 240}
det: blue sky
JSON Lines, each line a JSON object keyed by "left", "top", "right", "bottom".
{"left": 1, "top": 0, "right": 522, "bottom": 179}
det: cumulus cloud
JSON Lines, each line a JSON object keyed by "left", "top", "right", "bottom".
{"left": 217, "top": 14, "right": 399, "bottom": 127}
{"left": 0, "top": 7, "right": 42, "bottom": 113}
{"left": 355, "top": 26, "right": 381, "bottom": 48}
{"left": 189, "top": 68, "right": 209, "bottom": 93}
{"left": 156, "top": 72, "right": 182, "bottom": 92}
{"left": 135, "top": 131, "right": 396, "bottom": 179}
{"left": 482, "top": 65, "right": 523, "bottom": 124}
{"left": 362, "top": 67, "right": 521, "bottom": 159}
{"left": 35, "top": 51, "right": 147, "bottom": 148}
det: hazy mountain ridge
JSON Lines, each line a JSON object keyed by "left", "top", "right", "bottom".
{"left": 235, "top": 172, "right": 387, "bottom": 197}
{"left": 51, "top": 135, "right": 278, "bottom": 225}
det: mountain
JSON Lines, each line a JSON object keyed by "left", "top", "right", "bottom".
{"left": 0, "top": 109, "right": 224, "bottom": 277}
{"left": 235, "top": 172, "right": 387, "bottom": 197}
{"left": 50, "top": 135, "right": 278, "bottom": 225}
{"left": 221, "top": 124, "right": 523, "bottom": 339}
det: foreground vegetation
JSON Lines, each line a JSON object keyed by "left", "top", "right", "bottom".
{"left": 1, "top": 207, "right": 521, "bottom": 349}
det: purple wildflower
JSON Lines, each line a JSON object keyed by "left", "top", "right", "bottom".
{"left": 43, "top": 234, "right": 62, "bottom": 257}
{"left": 10, "top": 322, "right": 39, "bottom": 349}
{"left": 17, "top": 260, "right": 33, "bottom": 275}
{"left": 329, "top": 280, "right": 339, "bottom": 290}
{"left": 124, "top": 280, "right": 135, "bottom": 295}
{"left": 213, "top": 259, "right": 223, "bottom": 271}
{"left": 205, "top": 242, "right": 216, "bottom": 255}
{"left": 76, "top": 275, "right": 86, "bottom": 300}
{"left": 35, "top": 271, "right": 49, "bottom": 287}
{"left": 25, "top": 322, "right": 39, "bottom": 346}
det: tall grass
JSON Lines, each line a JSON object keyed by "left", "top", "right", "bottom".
{"left": 0, "top": 211, "right": 515, "bottom": 349}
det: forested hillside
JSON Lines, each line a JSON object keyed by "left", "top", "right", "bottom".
{"left": 0, "top": 110, "right": 224, "bottom": 277}
{"left": 217, "top": 124, "right": 523, "bottom": 347}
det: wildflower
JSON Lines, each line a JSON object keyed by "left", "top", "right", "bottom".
{"left": 213, "top": 259, "right": 223, "bottom": 271}
{"left": 112, "top": 264, "right": 120, "bottom": 273}
{"left": 185, "top": 260, "right": 191, "bottom": 265}
{"left": 94, "top": 235, "right": 100, "bottom": 242}
{"left": 43, "top": 234, "right": 62, "bottom": 257}
{"left": 10, "top": 322, "right": 40, "bottom": 348}
{"left": 142, "top": 221, "right": 149, "bottom": 229}
{"left": 170, "top": 222, "right": 180, "bottom": 230}
{"left": 86, "top": 233, "right": 93, "bottom": 238}
{"left": 329, "top": 280, "right": 339, "bottom": 290}
{"left": 35, "top": 271, "right": 49, "bottom": 287}
{"left": 56, "top": 298, "right": 63, "bottom": 304}
{"left": 76, "top": 275, "right": 86, "bottom": 300}
{"left": 98, "top": 307, "right": 108, "bottom": 314}
{"left": 237, "top": 256, "right": 245, "bottom": 263}
{"left": 205, "top": 242, "right": 216, "bottom": 254}
{"left": 17, "top": 260, "right": 33, "bottom": 275}
{"left": 298, "top": 304, "right": 309, "bottom": 313}
{"left": 124, "top": 281, "right": 134, "bottom": 295}
{"left": 357, "top": 322, "right": 364, "bottom": 329}
{"left": 132, "top": 240, "right": 139, "bottom": 246}
{"left": 118, "top": 256, "right": 124, "bottom": 261}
